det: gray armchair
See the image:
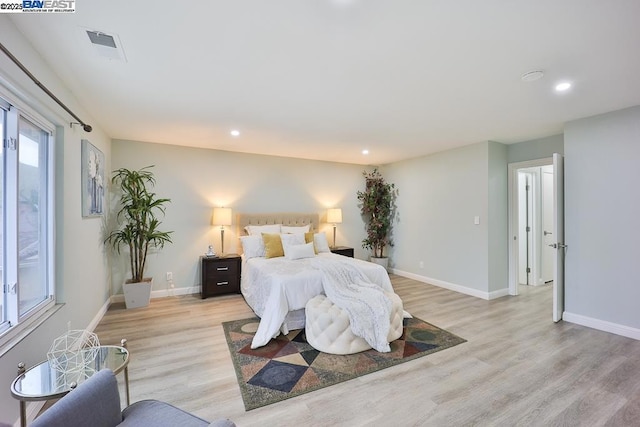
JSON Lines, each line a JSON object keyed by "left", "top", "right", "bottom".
{"left": 31, "top": 369, "right": 235, "bottom": 427}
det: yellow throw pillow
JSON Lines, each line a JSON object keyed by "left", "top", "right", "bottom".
{"left": 262, "top": 233, "right": 284, "bottom": 258}
{"left": 304, "top": 232, "right": 318, "bottom": 254}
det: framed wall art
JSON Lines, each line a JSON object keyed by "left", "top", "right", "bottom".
{"left": 81, "top": 139, "right": 105, "bottom": 217}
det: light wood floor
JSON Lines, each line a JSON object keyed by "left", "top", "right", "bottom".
{"left": 94, "top": 275, "right": 640, "bottom": 427}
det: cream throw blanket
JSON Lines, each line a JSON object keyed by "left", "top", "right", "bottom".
{"left": 309, "top": 257, "right": 393, "bottom": 352}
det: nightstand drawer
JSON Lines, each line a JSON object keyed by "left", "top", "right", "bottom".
{"left": 204, "top": 261, "right": 238, "bottom": 279}
{"left": 204, "top": 276, "right": 236, "bottom": 292}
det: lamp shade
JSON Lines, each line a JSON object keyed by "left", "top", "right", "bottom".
{"left": 327, "top": 208, "right": 342, "bottom": 224}
{"left": 213, "top": 207, "right": 232, "bottom": 226}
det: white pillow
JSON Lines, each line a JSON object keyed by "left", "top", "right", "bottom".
{"left": 284, "top": 242, "right": 316, "bottom": 260}
{"left": 245, "top": 224, "right": 281, "bottom": 236}
{"left": 240, "top": 235, "right": 266, "bottom": 259}
{"left": 313, "top": 232, "right": 331, "bottom": 253}
{"left": 281, "top": 224, "right": 311, "bottom": 234}
{"left": 280, "top": 233, "right": 305, "bottom": 247}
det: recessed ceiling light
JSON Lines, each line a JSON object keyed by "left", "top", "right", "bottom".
{"left": 230, "top": 130, "right": 240, "bottom": 137}
{"left": 362, "top": 149, "right": 369, "bottom": 155}
{"left": 521, "top": 70, "right": 544, "bottom": 82}
{"left": 555, "top": 82, "right": 572, "bottom": 92}
{"left": 331, "top": 0, "right": 358, "bottom": 7}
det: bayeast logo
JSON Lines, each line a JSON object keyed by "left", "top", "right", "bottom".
{"left": 22, "top": 0, "right": 75, "bottom": 12}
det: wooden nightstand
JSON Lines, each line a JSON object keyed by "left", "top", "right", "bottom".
{"left": 201, "top": 254, "right": 241, "bottom": 299}
{"left": 330, "top": 246, "right": 354, "bottom": 258}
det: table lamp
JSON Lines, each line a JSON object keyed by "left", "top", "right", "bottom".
{"left": 213, "top": 207, "right": 232, "bottom": 254}
{"left": 327, "top": 208, "right": 342, "bottom": 248}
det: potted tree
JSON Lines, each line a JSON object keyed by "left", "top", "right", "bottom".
{"left": 356, "top": 168, "right": 398, "bottom": 270}
{"left": 104, "top": 166, "right": 173, "bottom": 309}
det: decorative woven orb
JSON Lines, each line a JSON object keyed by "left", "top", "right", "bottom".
{"left": 47, "top": 330, "right": 100, "bottom": 374}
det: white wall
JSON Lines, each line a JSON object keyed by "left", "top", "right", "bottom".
{"left": 564, "top": 105, "right": 640, "bottom": 333}
{"left": 0, "top": 16, "right": 112, "bottom": 424}
{"left": 110, "top": 139, "right": 368, "bottom": 295}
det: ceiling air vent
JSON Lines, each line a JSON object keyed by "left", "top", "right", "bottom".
{"left": 83, "top": 29, "right": 127, "bottom": 62}
{"left": 87, "top": 31, "right": 117, "bottom": 49}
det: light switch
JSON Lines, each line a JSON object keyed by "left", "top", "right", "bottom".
{"left": 474, "top": 216, "right": 480, "bottom": 225}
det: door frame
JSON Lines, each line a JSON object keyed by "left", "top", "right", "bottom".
{"left": 552, "top": 152, "right": 565, "bottom": 322}
{"left": 508, "top": 157, "right": 552, "bottom": 296}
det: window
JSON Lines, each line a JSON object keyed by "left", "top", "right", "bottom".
{"left": 0, "top": 93, "right": 55, "bottom": 341}
{"left": 0, "top": 105, "right": 4, "bottom": 329}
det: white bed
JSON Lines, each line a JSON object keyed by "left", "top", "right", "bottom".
{"left": 237, "top": 212, "right": 395, "bottom": 349}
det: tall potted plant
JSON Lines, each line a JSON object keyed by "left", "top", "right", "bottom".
{"left": 356, "top": 168, "right": 398, "bottom": 269}
{"left": 104, "top": 166, "right": 173, "bottom": 309}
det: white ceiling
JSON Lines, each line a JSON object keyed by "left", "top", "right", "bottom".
{"left": 8, "top": 0, "right": 640, "bottom": 165}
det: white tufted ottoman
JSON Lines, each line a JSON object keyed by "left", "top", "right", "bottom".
{"left": 304, "top": 292, "right": 404, "bottom": 355}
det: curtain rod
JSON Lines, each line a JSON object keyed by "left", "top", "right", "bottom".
{"left": 0, "top": 41, "right": 92, "bottom": 132}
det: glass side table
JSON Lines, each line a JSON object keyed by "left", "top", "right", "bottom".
{"left": 10, "top": 339, "right": 130, "bottom": 427}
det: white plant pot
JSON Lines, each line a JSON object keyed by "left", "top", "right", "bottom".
{"left": 123, "top": 278, "right": 152, "bottom": 309}
{"left": 370, "top": 256, "right": 389, "bottom": 272}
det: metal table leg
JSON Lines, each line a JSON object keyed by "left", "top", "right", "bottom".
{"left": 19, "top": 401, "right": 26, "bottom": 427}
{"left": 17, "top": 362, "right": 26, "bottom": 427}
{"left": 121, "top": 338, "right": 130, "bottom": 406}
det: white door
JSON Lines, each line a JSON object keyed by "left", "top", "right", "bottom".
{"left": 542, "top": 167, "right": 554, "bottom": 282}
{"left": 552, "top": 153, "right": 565, "bottom": 322}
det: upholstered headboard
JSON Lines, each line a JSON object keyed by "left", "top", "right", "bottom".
{"left": 237, "top": 212, "right": 319, "bottom": 236}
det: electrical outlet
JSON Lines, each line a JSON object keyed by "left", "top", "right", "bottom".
{"left": 419, "top": 261, "right": 424, "bottom": 269}
{"left": 166, "top": 272, "right": 173, "bottom": 281}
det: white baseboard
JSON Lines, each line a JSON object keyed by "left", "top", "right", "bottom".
{"left": 488, "top": 288, "right": 510, "bottom": 300}
{"left": 391, "top": 269, "right": 509, "bottom": 300}
{"left": 110, "top": 286, "right": 200, "bottom": 304}
{"left": 110, "top": 293, "right": 124, "bottom": 303}
{"left": 151, "top": 286, "right": 200, "bottom": 299}
{"left": 563, "top": 311, "right": 640, "bottom": 341}
{"left": 87, "top": 298, "right": 111, "bottom": 332}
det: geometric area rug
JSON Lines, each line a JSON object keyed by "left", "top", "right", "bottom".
{"left": 223, "top": 316, "right": 466, "bottom": 411}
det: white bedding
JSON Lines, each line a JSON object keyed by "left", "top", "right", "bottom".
{"left": 310, "top": 257, "right": 394, "bottom": 352}
{"left": 241, "top": 253, "right": 394, "bottom": 348}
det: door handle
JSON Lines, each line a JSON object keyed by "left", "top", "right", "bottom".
{"left": 549, "top": 243, "right": 567, "bottom": 249}
{"left": 544, "top": 231, "right": 552, "bottom": 236}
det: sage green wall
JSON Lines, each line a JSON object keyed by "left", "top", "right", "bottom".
{"left": 383, "top": 142, "right": 494, "bottom": 294}
{"left": 110, "top": 140, "right": 368, "bottom": 295}
{"left": 382, "top": 135, "right": 556, "bottom": 298}
{"left": 507, "top": 134, "right": 564, "bottom": 163}
{"left": 564, "top": 105, "right": 640, "bottom": 331}
{"left": 0, "top": 16, "right": 112, "bottom": 424}
{"left": 488, "top": 141, "right": 508, "bottom": 292}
